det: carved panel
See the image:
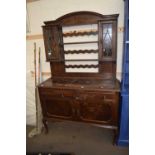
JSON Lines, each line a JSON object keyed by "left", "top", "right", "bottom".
{"left": 43, "top": 96, "right": 73, "bottom": 119}
{"left": 79, "top": 93, "right": 114, "bottom": 123}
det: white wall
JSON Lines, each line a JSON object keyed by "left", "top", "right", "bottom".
{"left": 26, "top": 0, "right": 124, "bottom": 125}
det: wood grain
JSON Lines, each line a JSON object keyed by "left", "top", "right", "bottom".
{"left": 65, "top": 64, "right": 99, "bottom": 68}
{"left": 63, "top": 30, "right": 98, "bottom": 37}
{"left": 64, "top": 49, "right": 98, "bottom": 54}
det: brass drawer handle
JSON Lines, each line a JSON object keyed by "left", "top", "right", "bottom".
{"left": 75, "top": 97, "right": 79, "bottom": 100}
{"left": 77, "top": 109, "right": 80, "bottom": 116}
{"left": 62, "top": 93, "right": 64, "bottom": 97}
{"left": 104, "top": 95, "right": 106, "bottom": 100}
{"left": 72, "top": 108, "right": 75, "bottom": 115}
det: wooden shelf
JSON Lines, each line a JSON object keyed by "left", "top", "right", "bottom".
{"left": 45, "top": 59, "right": 116, "bottom": 62}
{"left": 63, "top": 41, "right": 98, "bottom": 45}
{"left": 65, "top": 59, "right": 98, "bottom": 61}
{"left": 64, "top": 49, "right": 98, "bottom": 54}
{"left": 63, "top": 30, "right": 98, "bottom": 37}
{"left": 65, "top": 64, "right": 99, "bottom": 68}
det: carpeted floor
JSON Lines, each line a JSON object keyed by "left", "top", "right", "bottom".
{"left": 27, "top": 122, "right": 129, "bottom": 155}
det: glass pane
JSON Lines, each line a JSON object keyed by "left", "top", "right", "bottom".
{"left": 103, "top": 24, "right": 112, "bottom": 57}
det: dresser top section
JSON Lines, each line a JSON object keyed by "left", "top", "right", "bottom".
{"left": 38, "top": 78, "right": 120, "bottom": 92}
{"left": 43, "top": 11, "right": 119, "bottom": 26}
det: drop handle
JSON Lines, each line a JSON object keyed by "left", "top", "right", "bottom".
{"left": 75, "top": 97, "right": 79, "bottom": 100}
{"left": 103, "top": 96, "right": 106, "bottom": 100}
{"left": 77, "top": 109, "right": 80, "bottom": 116}
{"left": 72, "top": 108, "right": 75, "bottom": 115}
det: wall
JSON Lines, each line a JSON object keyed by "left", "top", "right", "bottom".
{"left": 26, "top": 0, "right": 124, "bottom": 125}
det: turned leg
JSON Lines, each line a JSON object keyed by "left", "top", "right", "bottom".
{"left": 113, "top": 129, "right": 118, "bottom": 145}
{"left": 42, "top": 119, "right": 48, "bottom": 134}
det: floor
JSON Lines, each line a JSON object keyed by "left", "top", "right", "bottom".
{"left": 27, "top": 122, "right": 129, "bottom": 155}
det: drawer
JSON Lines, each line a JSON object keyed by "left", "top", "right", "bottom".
{"left": 39, "top": 88, "right": 63, "bottom": 98}
{"left": 103, "top": 93, "right": 115, "bottom": 100}
{"left": 81, "top": 92, "right": 115, "bottom": 100}
{"left": 62, "top": 90, "right": 76, "bottom": 98}
{"left": 39, "top": 88, "right": 76, "bottom": 99}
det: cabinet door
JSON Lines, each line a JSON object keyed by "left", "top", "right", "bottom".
{"left": 43, "top": 25, "right": 63, "bottom": 61}
{"left": 79, "top": 93, "right": 117, "bottom": 125}
{"left": 41, "top": 95, "right": 73, "bottom": 120}
{"left": 99, "top": 21, "right": 117, "bottom": 61}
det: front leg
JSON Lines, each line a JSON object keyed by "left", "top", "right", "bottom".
{"left": 113, "top": 129, "right": 118, "bottom": 145}
{"left": 42, "top": 118, "right": 48, "bottom": 134}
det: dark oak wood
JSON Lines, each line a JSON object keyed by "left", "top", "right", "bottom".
{"left": 65, "top": 64, "right": 99, "bottom": 68}
{"left": 42, "top": 118, "right": 48, "bottom": 134}
{"left": 38, "top": 78, "right": 120, "bottom": 126}
{"left": 43, "top": 11, "right": 119, "bottom": 26}
{"left": 64, "top": 49, "right": 98, "bottom": 54}
{"left": 39, "top": 11, "right": 120, "bottom": 144}
{"left": 65, "top": 59, "right": 98, "bottom": 61}
{"left": 63, "top": 41, "right": 98, "bottom": 45}
{"left": 63, "top": 30, "right": 98, "bottom": 37}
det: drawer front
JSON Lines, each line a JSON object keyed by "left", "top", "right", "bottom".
{"left": 79, "top": 92, "right": 118, "bottom": 125}
{"left": 39, "top": 88, "right": 63, "bottom": 98}
{"left": 82, "top": 92, "right": 115, "bottom": 100}
{"left": 62, "top": 90, "right": 76, "bottom": 98}
{"left": 39, "top": 88, "right": 76, "bottom": 99}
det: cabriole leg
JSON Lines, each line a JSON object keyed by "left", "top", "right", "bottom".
{"left": 42, "top": 119, "right": 48, "bottom": 134}
{"left": 113, "top": 129, "right": 118, "bottom": 145}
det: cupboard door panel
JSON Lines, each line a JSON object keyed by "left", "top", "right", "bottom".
{"left": 43, "top": 26, "right": 63, "bottom": 61}
{"left": 99, "top": 21, "right": 117, "bottom": 61}
{"left": 102, "top": 23, "right": 113, "bottom": 58}
{"left": 79, "top": 93, "right": 115, "bottom": 124}
{"left": 42, "top": 96, "right": 73, "bottom": 120}
{"left": 80, "top": 101, "right": 113, "bottom": 123}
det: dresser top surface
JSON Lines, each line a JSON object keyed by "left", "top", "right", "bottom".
{"left": 38, "top": 78, "right": 120, "bottom": 92}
